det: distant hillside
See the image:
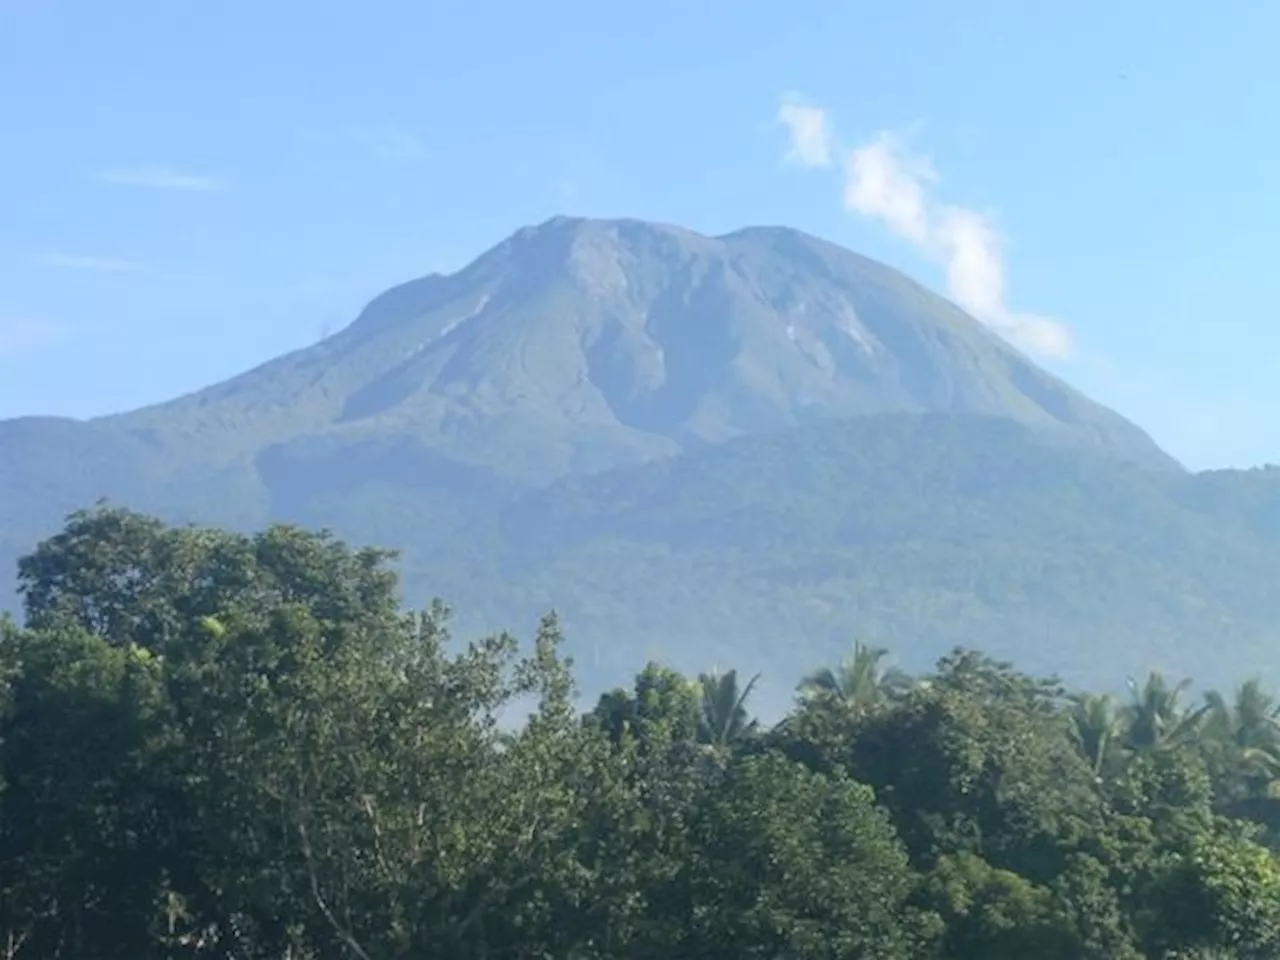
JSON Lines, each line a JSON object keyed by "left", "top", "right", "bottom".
{"left": 9, "top": 216, "right": 1278, "bottom": 712}
{"left": 312, "top": 413, "right": 1278, "bottom": 711}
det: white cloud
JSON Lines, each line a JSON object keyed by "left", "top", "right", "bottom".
{"left": 95, "top": 165, "right": 226, "bottom": 191}
{"left": 844, "top": 133, "right": 934, "bottom": 245}
{"left": 36, "top": 253, "right": 144, "bottom": 273}
{"left": 777, "top": 98, "right": 834, "bottom": 168}
{"left": 778, "top": 102, "right": 1073, "bottom": 359}
{"left": 348, "top": 127, "right": 428, "bottom": 166}
{"left": 0, "top": 316, "right": 65, "bottom": 357}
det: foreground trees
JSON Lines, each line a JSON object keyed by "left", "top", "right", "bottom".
{"left": 2, "top": 506, "right": 1280, "bottom": 958}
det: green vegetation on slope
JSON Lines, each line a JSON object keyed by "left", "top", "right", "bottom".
{"left": 286, "top": 414, "right": 1280, "bottom": 708}
{"left": 6, "top": 508, "right": 1280, "bottom": 958}
{"left": 4, "top": 413, "right": 1280, "bottom": 712}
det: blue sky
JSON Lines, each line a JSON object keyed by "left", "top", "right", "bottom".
{"left": 3, "top": 0, "right": 1279, "bottom": 469}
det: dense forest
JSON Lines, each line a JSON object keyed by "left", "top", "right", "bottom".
{"left": 4, "top": 507, "right": 1280, "bottom": 958}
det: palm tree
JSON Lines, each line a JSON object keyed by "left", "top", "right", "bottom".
{"left": 1122, "top": 672, "right": 1209, "bottom": 753}
{"left": 696, "top": 669, "right": 760, "bottom": 748}
{"left": 1204, "top": 678, "right": 1280, "bottom": 749}
{"left": 798, "top": 641, "right": 912, "bottom": 713}
{"left": 1068, "top": 692, "right": 1126, "bottom": 779}
{"left": 1203, "top": 679, "right": 1280, "bottom": 794}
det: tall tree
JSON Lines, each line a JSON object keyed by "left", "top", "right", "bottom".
{"left": 1202, "top": 679, "right": 1280, "bottom": 799}
{"left": 1068, "top": 692, "right": 1126, "bottom": 780}
{"left": 17, "top": 505, "right": 401, "bottom": 653}
{"left": 846, "top": 650, "right": 1104, "bottom": 883}
{"left": 798, "top": 640, "right": 912, "bottom": 713}
{"left": 1123, "top": 672, "right": 1210, "bottom": 754}
{"left": 696, "top": 668, "right": 760, "bottom": 749}
{"left": 0, "top": 626, "right": 176, "bottom": 958}
{"left": 676, "top": 753, "right": 935, "bottom": 959}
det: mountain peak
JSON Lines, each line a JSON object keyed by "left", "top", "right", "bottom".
{"left": 109, "top": 216, "right": 1179, "bottom": 479}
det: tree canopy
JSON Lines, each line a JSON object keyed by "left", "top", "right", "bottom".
{"left": 3, "top": 505, "right": 1280, "bottom": 958}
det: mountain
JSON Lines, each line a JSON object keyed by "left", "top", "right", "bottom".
{"left": 6, "top": 216, "right": 1278, "bottom": 711}
{"left": 99, "top": 216, "right": 1176, "bottom": 480}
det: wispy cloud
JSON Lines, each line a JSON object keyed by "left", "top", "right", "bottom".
{"left": 347, "top": 127, "right": 428, "bottom": 166}
{"left": 778, "top": 98, "right": 833, "bottom": 167}
{"left": 0, "top": 315, "right": 65, "bottom": 357}
{"left": 95, "top": 165, "right": 226, "bottom": 191}
{"left": 36, "top": 253, "right": 144, "bottom": 273}
{"left": 777, "top": 97, "right": 1072, "bottom": 359}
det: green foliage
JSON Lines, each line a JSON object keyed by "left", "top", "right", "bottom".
{"left": 0, "top": 625, "right": 173, "bottom": 956}
{"left": 839, "top": 651, "right": 1104, "bottom": 881}
{"left": 4, "top": 508, "right": 1280, "bottom": 957}
{"left": 1156, "top": 831, "right": 1280, "bottom": 957}
{"left": 918, "top": 852, "right": 1079, "bottom": 960}
{"left": 677, "top": 754, "right": 932, "bottom": 959}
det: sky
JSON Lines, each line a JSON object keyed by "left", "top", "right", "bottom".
{"left": 3, "top": 0, "right": 1280, "bottom": 469}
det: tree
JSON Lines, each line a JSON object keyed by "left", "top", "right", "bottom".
{"left": 844, "top": 650, "right": 1104, "bottom": 883}
{"left": 797, "top": 640, "right": 912, "bottom": 713}
{"left": 17, "top": 505, "right": 401, "bottom": 654}
{"left": 6, "top": 511, "right": 618, "bottom": 957}
{"left": 588, "top": 661, "right": 701, "bottom": 748}
{"left": 167, "top": 601, "right": 609, "bottom": 958}
{"left": 696, "top": 668, "right": 759, "bottom": 749}
{"left": 1201, "top": 679, "right": 1280, "bottom": 801}
{"left": 1050, "top": 852, "right": 1145, "bottom": 960}
{"left": 0, "top": 626, "right": 176, "bottom": 958}
{"left": 1068, "top": 692, "right": 1126, "bottom": 780}
{"left": 917, "top": 852, "right": 1079, "bottom": 960}
{"left": 1148, "top": 829, "right": 1280, "bottom": 959}
{"left": 675, "top": 753, "right": 935, "bottom": 959}
{"left": 1123, "top": 672, "right": 1210, "bottom": 754}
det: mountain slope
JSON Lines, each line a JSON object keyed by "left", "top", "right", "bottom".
{"left": 102, "top": 216, "right": 1177, "bottom": 481}
{"left": 344, "top": 413, "right": 1277, "bottom": 711}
